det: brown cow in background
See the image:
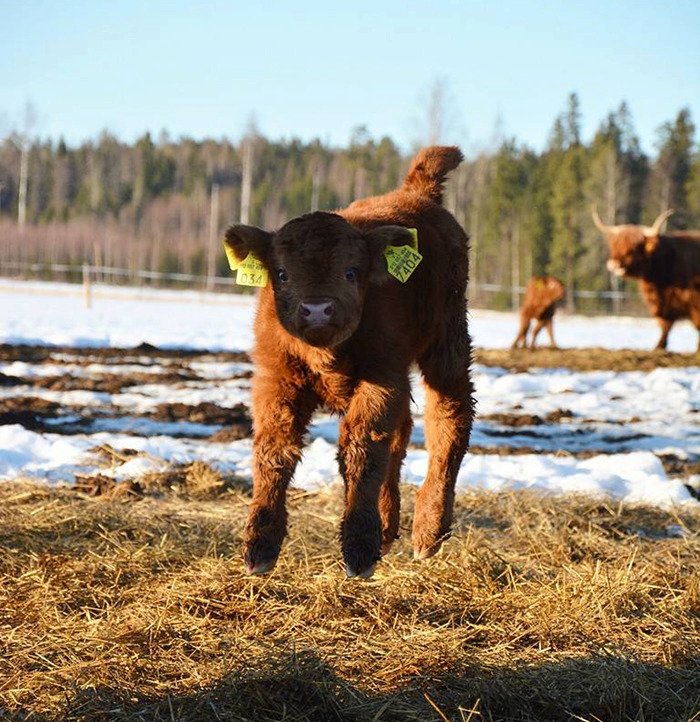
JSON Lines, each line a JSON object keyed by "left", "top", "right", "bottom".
{"left": 511, "top": 276, "right": 566, "bottom": 350}
{"left": 224, "top": 146, "right": 474, "bottom": 579}
{"left": 592, "top": 208, "right": 700, "bottom": 351}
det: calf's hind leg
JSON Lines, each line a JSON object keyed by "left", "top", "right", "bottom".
{"left": 378, "top": 402, "right": 412, "bottom": 556}
{"left": 414, "top": 331, "right": 474, "bottom": 559}
{"left": 529, "top": 319, "right": 545, "bottom": 349}
{"left": 511, "top": 316, "right": 530, "bottom": 349}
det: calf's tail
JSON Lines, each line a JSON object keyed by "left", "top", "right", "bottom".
{"left": 401, "top": 146, "right": 463, "bottom": 205}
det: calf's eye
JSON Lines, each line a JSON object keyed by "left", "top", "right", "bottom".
{"left": 277, "top": 269, "right": 289, "bottom": 283}
{"left": 344, "top": 267, "right": 358, "bottom": 282}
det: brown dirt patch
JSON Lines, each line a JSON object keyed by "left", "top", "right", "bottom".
{"left": 0, "top": 342, "right": 251, "bottom": 365}
{"left": 208, "top": 425, "right": 253, "bottom": 442}
{"left": 0, "top": 372, "right": 23, "bottom": 387}
{"left": 658, "top": 453, "right": 700, "bottom": 479}
{"left": 149, "top": 401, "right": 251, "bottom": 429}
{"left": 475, "top": 347, "right": 700, "bottom": 372}
{"left": 29, "top": 369, "right": 204, "bottom": 393}
{"left": 0, "top": 396, "right": 61, "bottom": 430}
{"left": 480, "top": 409, "right": 574, "bottom": 426}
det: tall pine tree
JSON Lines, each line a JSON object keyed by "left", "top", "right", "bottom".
{"left": 547, "top": 93, "right": 584, "bottom": 311}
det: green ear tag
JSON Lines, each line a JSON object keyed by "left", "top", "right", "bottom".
{"left": 222, "top": 241, "right": 268, "bottom": 287}
{"left": 383, "top": 227, "right": 422, "bottom": 283}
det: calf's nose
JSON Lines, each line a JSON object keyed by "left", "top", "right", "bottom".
{"left": 299, "top": 299, "right": 336, "bottom": 326}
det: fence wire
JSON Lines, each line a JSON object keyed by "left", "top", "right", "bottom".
{"left": 0, "top": 261, "right": 634, "bottom": 305}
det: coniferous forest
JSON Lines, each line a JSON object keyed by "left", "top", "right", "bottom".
{"left": 1, "top": 94, "right": 698, "bottom": 312}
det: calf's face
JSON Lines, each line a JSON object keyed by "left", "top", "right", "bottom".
{"left": 225, "top": 212, "right": 412, "bottom": 348}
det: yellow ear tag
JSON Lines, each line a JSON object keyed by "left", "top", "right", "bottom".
{"left": 383, "top": 227, "right": 422, "bottom": 283}
{"left": 222, "top": 242, "right": 268, "bottom": 287}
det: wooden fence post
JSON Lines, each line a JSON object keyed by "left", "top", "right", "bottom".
{"left": 82, "top": 263, "right": 92, "bottom": 309}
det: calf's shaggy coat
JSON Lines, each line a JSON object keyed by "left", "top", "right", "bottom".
{"left": 224, "top": 146, "right": 474, "bottom": 577}
{"left": 511, "top": 276, "right": 566, "bottom": 350}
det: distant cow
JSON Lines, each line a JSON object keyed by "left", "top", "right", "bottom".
{"left": 592, "top": 208, "right": 700, "bottom": 351}
{"left": 511, "top": 276, "right": 566, "bottom": 350}
{"left": 224, "top": 146, "right": 474, "bottom": 578}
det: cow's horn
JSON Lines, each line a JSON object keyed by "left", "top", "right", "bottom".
{"left": 642, "top": 209, "right": 674, "bottom": 237}
{"left": 591, "top": 206, "right": 620, "bottom": 235}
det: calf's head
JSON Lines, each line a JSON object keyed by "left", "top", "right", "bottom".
{"left": 224, "top": 212, "right": 413, "bottom": 348}
{"left": 592, "top": 207, "right": 674, "bottom": 278}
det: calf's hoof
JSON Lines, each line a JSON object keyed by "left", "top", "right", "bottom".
{"left": 341, "top": 512, "right": 381, "bottom": 580}
{"left": 243, "top": 538, "right": 281, "bottom": 576}
{"left": 342, "top": 537, "right": 381, "bottom": 581}
{"left": 243, "top": 510, "right": 285, "bottom": 576}
{"left": 412, "top": 529, "right": 449, "bottom": 560}
{"left": 413, "top": 544, "right": 441, "bottom": 560}
{"left": 245, "top": 558, "right": 277, "bottom": 575}
{"left": 345, "top": 562, "right": 376, "bottom": 579}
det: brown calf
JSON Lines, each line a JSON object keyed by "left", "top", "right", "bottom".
{"left": 224, "top": 146, "right": 474, "bottom": 578}
{"left": 592, "top": 208, "right": 700, "bottom": 350}
{"left": 511, "top": 276, "right": 566, "bottom": 350}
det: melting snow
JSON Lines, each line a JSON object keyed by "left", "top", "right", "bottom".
{"left": 1, "top": 280, "right": 698, "bottom": 508}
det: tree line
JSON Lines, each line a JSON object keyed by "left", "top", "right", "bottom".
{"left": 1, "top": 94, "right": 698, "bottom": 311}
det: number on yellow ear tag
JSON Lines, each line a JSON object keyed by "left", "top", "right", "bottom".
{"left": 235, "top": 253, "right": 268, "bottom": 287}
{"left": 222, "top": 242, "right": 268, "bottom": 287}
{"left": 383, "top": 227, "right": 422, "bottom": 283}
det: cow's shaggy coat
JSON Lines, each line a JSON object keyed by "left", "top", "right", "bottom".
{"left": 224, "top": 146, "right": 474, "bottom": 577}
{"left": 592, "top": 208, "right": 700, "bottom": 351}
{"left": 511, "top": 276, "right": 566, "bottom": 350}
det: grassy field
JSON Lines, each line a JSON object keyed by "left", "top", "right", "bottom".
{"left": 1, "top": 474, "right": 698, "bottom": 722}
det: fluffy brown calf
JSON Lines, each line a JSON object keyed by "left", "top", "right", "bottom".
{"left": 593, "top": 208, "right": 700, "bottom": 350}
{"left": 511, "top": 276, "right": 566, "bottom": 349}
{"left": 224, "top": 146, "right": 474, "bottom": 578}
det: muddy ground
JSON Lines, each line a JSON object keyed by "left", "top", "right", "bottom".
{"left": 474, "top": 346, "right": 700, "bottom": 372}
{"left": 1, "top": 341, "right": 698, "bottom": 491}
{"left": 3, "top": 341, "right": 698, "bottom": 372}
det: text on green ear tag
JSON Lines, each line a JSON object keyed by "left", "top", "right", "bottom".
{"left": 383, "top": 228, "right": 422, "bottom": 283}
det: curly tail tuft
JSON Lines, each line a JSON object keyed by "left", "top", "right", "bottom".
{"left": 401, "top": 146, "right": 464, "bottom": 204}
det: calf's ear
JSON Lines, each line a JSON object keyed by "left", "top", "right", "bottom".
{"left": 223, "top": 225, "right": 273, "bottom": 265}
{"left": 364, "top": 225, "right": 415, "bottom": 284}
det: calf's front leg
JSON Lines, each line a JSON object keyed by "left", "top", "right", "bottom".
{"left": 244, "top": 376, "right": 318, "bottom": 574}
{"left": 338, "top": 380, "right": 409, "bottom": 578}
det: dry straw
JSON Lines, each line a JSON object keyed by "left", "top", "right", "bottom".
{"left": 0, "top": 476, "right": 698, "bottom": 721}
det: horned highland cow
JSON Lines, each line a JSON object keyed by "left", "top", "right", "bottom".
{"left": 592, "top": 208, "right": 700, "bottom": 351}
{"left": 511, "top": 275, "right": 566, "bottom": 350}
{"left": 224, "top": 146, "right": 474, "bottom": 578}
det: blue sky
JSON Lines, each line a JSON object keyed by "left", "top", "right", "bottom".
{"left": 2, "top": 0, "right": 699, "bottom": 154}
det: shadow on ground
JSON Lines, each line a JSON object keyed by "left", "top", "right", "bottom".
{"left": 6, "top": 650, "right": 699, "bottom": 722}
